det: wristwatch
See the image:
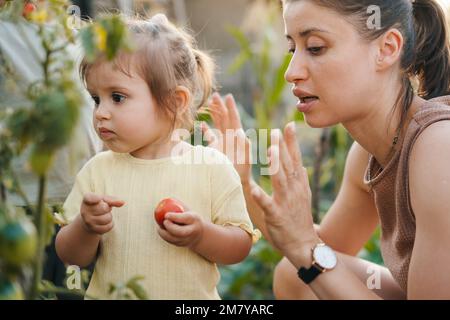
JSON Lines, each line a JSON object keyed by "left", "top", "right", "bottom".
{"left": 297, "top": 243, "right": 337, "bottom": 285}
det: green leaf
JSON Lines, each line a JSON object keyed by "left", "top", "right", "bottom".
{"left": 126, "top": 278, "right": 148, "bottom": 300}
{"left": 227, "top": 51, "right": 251, "bottom": 75}
{"left": 79, "top": 26, "right": 96, "bottom": 62}
{"left": 226, "top": 26, "right": 252, "bottom": 56}
{"left": 108, "top": 284, "right": 116, "bottom": 295}
{"left": 7, "top": 108, "right": 35, "bottom": 152}
{"left": 258, "top": 34, "right": 271, "bottom": 92}
{"left": 267, "top": 53, "right": 292, "bottom": 113}
{"left": 29, "top": 148, "right": 54, "bottom": 176}
{"left": 102, "top": 15, "right": 129, "bottom": 60}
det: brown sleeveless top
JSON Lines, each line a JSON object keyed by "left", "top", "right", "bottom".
{"left": 363, "top": 95, "right": 450, "bottom": 293}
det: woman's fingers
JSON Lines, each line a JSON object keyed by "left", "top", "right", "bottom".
{"left": 235, "top": 128, "right": 251, "bottom": 165}
{"left": 284, "top": 122, "right": 303, "bottom": 168}
{"left": 209, "top": 93, "right": 228, "bottom": 131}
{"left": 224, "top": 94, "right": 242, "bottom": 129}
{"left": 272, "top": 129, "right": 294, "bottom": 177}
{"left": 268, "top": 145, "right": 288, "bottom": 199}
{"left": 208, "top": 105, "right": 225, "bottom": 133}
{"left": 250, "top": 183, "right": 275, "bottom": 215}
{"left": 201, "top": 122, "right": 219, "bottom": 148}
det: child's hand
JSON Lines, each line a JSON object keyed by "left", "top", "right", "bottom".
{"left": 157, "top": 211, "right": 204, "bottom": 249}
{"left": 80, "top": 193, "right": 125, "bottom": 235}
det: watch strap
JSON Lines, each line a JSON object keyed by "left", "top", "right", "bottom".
{"left": 297, "top": 264, "right": 323, "bottom": 284}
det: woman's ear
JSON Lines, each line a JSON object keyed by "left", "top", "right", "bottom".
{"left": 174, "top": 85, "right": 191, "bottom": 114}
{"left": 375, "top": 28, "right": 404, "bottom": 71}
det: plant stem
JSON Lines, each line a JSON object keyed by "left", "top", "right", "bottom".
{"left": 0, "top": 182, "right": 6, "bottom": 202}
{"left": 29, "top": 23, "right": 54, "bottom": 300}
{"left": 9, "top": 169, "right": 33, "bottom": 210}
{"left": 29, "top": 175, "right": 47, "bottom": 300}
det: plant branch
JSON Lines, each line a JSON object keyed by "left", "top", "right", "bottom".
{"left": 9, "top": 169, "right": 33, "bottom": 210}
{"left": 29, "top": 175, "right": 47, "bottom": 300}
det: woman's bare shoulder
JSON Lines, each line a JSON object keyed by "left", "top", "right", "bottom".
{"left": 344, "top": 141, "right": 372, "bottom": 193}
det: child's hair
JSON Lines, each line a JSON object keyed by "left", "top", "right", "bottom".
{"left": 80, "top": 14, "right": 215, "bottom": 131}
{"left": 282, "top": 0, "right": 450, "bottom": 133}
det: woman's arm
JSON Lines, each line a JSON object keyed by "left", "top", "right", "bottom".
{"left": 250, "top": 124, "right": 383, "bottom": 299}
{"left": 407, "top": 121, "right": 450, "bottom": 299}
{"left": 287, "top": 244, "right": 382, "bottom": 299}
{"left": 243, "top": 141, "right": 379, "bottom": 255}
{"left": 242, "top": 179, "right": 273, "bottom": 244}
{"left": 317, "top": 141, "right": 380, "bottom": 255}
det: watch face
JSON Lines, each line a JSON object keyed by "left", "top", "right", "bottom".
{"left": 313, "top": 244, "right": 337, "bottom": 269}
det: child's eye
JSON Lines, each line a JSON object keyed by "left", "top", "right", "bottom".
{"left": 112, "top": 93, "right": 126, "bottom": 104}
{"left": 91, "top": 95, "right": 100, "bottom": 106}
{"left": 307, "top": 46, "right": 326, "bottom": 56}
{"left": 288, "top": 47, "right": 295, "bottom": 54}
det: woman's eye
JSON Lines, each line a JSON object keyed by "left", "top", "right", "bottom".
{"left": 112, "top": 93, "right": 126, "bottom": 103}
{"left": 307, "top": 46, "right": 326, "bottom": 55}
{"left": 91, "top": 95, "right": 100, "bottom": 106}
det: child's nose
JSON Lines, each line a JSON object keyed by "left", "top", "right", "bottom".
{"left": 94, "top": 103, "right": 111, "bottom": 120}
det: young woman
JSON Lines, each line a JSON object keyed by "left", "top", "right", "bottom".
{"left": 204, "top": 0, "right": 450, "bottom": 299}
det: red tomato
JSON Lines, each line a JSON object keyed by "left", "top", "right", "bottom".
{"left": 22, "top": 2, "right": 37, "bottom": 18}
{"left": 154, "top": 198, "right": 185, "bottom": 229}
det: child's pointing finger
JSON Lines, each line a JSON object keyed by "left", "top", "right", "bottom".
{"left": 103, "top": 196, "right": 126, "bottom": 208}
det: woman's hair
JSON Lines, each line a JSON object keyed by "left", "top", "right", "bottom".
{"left": 80, "top": 14, "right": 215, "bottom": 131}
{"left": 283, "top": 0, "right": 450, "bottom": 133}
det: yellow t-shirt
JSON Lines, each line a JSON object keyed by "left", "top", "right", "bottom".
{"left": 63, "top": 145, "right": 259, "bottom": 299}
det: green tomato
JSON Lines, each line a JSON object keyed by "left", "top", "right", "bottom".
{"left": 0, "top": 279, "right": 25, "bottom": 300}
{"left": 0, "top": 218, "right": 37, "bottom": 267}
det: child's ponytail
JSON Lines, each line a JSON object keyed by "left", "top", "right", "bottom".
{"left": 192, "top": 48, "right": 215, "bottom": 111}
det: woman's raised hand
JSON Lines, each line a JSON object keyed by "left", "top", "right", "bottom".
{"left": 202, "top": 93, "right": 252, "bottom": 184}
{"left": 250, "top": 123, "right": 320, "bottom": 262}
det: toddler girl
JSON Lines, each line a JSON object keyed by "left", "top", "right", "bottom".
{"left": 55, "top": 14, "right": 259, "bottom": 299}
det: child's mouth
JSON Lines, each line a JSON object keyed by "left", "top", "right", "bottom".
{"left": 98, "top": 128, "right": 115, "bottom": 139}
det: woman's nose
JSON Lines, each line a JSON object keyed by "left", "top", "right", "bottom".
{"left": 284, "top": 51, "right": 309, "bottom": 83}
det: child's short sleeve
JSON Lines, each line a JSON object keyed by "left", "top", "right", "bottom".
{"left": 61, "top": 160, "right": 94, "bottom": 224}
{"left": 208, "top": 148, "right": 260, "bottom": 243}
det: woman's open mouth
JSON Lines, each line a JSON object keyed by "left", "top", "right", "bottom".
{"left": 297, "top": 96, "right": 319, "bottom": 113}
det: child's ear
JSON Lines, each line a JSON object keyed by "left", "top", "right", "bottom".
{"left": 174, "top": 85, "right": 191, "bottom": 114}
{"left": 374, "top": 28, "right": 404, "bottom": 71}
